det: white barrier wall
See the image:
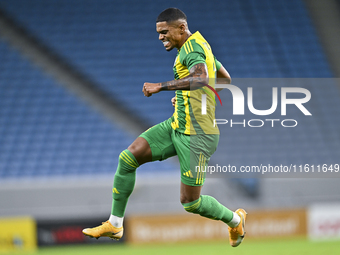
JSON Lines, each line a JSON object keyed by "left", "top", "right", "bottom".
{"left": 308, "top": 203, "right": 340, "bottom": 241}
{"left": 1, "top": 177, "right": 340, "bottom": 221}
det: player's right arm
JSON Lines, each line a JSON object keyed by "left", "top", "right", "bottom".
{"left": 142, "top": 63, "right": 208, "bottom": 97}
{"left": 169, "top": 59, "right": 230, "bottom": 105}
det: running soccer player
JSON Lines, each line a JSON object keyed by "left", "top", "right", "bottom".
{"left": 82, "top": 8, "right": 247, "bottom": 247}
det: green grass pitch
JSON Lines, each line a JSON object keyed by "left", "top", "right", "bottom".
{"left": 9, "top": 238, "right": 340, "bottom": 255}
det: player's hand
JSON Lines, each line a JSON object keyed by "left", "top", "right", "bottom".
{"left": 143, "top": 82, "right": 162, "bottom": 97}
{"left": 171, "top": 97, "right": 176, "bottom": 107}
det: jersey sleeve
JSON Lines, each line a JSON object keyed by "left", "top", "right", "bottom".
{"left": 180, "top": 40, "right": 206, "bottom": 71}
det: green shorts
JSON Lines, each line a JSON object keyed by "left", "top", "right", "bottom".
{"left": 139, "top": 118, "right": 219, "bottom": 186}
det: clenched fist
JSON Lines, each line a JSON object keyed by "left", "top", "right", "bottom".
{"left": 143, "top": 82, "right": 162, "bottom": 97}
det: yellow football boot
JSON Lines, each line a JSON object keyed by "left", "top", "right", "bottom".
{"left": 82, "top": 221, "right": 123, "bottom": 240}
{"left": 228, "top": 208, "right": 247, "bottom": 247}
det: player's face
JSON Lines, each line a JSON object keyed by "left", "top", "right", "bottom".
{"left": 156, "top": 21, "right": 183, "bottom": 51}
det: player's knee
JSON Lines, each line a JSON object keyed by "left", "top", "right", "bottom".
{"left": 118, "top": 150, "right": 139, "bottom": 172}
{"left": 183, "top": 206, "right": 198, "bottom": 214}
{"left": 180, "top": 194, "right": 190, "bottom": 205}
{"left": 127, "top": 137, "right": 152, "bottom": 165}
{"left": 181, "top": 197, "right": 202, "bottom": 214}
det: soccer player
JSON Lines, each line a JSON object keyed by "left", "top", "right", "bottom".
{"left": 82, "top": 7, "right": 247, "bottom": 247}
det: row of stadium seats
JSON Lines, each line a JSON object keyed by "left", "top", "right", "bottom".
{"left": 0, "top": 0, "right": 332, "bottom": 125}
{"left": 0, "top": 40, "right": 175, "bottom": 179}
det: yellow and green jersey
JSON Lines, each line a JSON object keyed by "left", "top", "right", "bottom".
{"left": 171, "top": 31, "right": 220, "bottom": 135}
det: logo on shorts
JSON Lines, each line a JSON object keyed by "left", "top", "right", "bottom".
{"left": 183, "top": 170, "right": 194, "bottom": 178}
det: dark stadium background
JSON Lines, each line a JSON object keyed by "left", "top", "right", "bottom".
{"left": 0, "top": 0, "right": 340, "bottom": 253}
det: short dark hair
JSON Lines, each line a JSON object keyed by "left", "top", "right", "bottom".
{"left": 156, "top": 8, "right": 187, "bottom": 23}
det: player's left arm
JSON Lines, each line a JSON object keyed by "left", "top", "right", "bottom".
{"left": 216, "top": 64, "right": 231, "bottom": 92}
{"left": 215, "top": 57, "right": 231, "bottom": 92}
{"left": 142, "top": 62, "right": 208, "bottom": 97}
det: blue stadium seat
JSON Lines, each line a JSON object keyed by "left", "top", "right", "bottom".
{"left": 0, "top": 40, "right": 175, "bottom": 179}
